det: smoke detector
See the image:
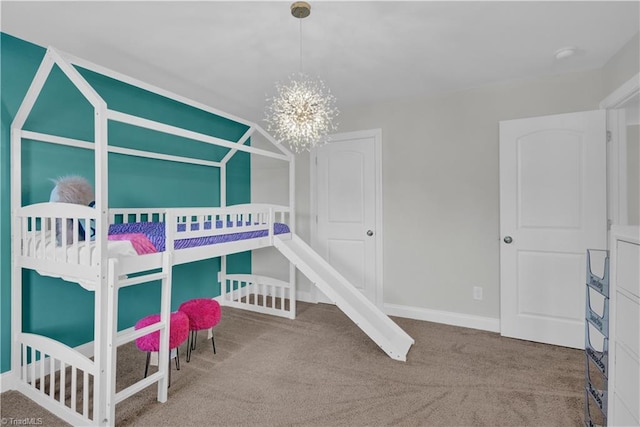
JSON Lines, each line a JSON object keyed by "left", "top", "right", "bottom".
{"left": 555, "top": 46, "right": 577, "bottom": 60}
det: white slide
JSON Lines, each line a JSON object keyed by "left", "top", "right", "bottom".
{"left": 274, "top": 234, "right": 415, "bottom": 361}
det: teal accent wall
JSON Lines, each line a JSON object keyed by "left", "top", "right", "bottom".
{"left": 0, "top": 33, "right": 251, "bottom": 373}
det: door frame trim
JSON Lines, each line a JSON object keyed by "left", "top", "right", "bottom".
{"left": 310, "top": 128, "right": 384, "bottom": 307}
{"left": 599, "top": 72, "right": 639, "bottom": 227}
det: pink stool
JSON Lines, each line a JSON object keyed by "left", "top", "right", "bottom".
{"left": 135, "top": 311, "right": 189, "bottom": 386}
{"left": 178, "top": 298, "right": 222, "bottom": 362}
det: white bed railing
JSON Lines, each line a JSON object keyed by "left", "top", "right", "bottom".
{"left": 15, "top": 203, "right": 100, "bottom": 284}
{"left": 15, "top": 204, "right": 168, "bottom": 289}
{"left": 15, "top": 204, "right": 291, "bottom": 287}
{"left": 164, "top": 204, "right": 291, "bottom": 250}
{"left": 108, "top": 208, "right": 166, "bottom": 225}
{"left": 222, "top": 274, "right": 295, "bottom": 319}
{"left": 16, "top": 332, "right": 96, "bottom": 426}
{"left": 17, "top": 202, "right": 97, "bottom": 260}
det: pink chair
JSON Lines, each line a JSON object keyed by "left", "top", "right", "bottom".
{"left": 134, "top": 311, "right": 189, "bottom": 387}
{"left": 178, "top": 298, "right": 222, "bottom": 362}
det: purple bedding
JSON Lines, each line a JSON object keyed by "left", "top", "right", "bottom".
{"left": 108, "top": 221, "right": 290, "bottom": 252}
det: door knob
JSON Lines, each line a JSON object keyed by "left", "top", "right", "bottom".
{"left": 503, "top": 236, "right": 513, "bottom": 244}
{"left": 366, "top": 230, "right": 374, "bottom": 237}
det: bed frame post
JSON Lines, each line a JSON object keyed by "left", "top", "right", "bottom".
{"left": 104, "top": 259, "right": 119, "bottom": 426}
{"left": 289, "top": 156, "right": 295, "bottom": 235}
{"left": 10, "top": 126, "right": 23, "bottom": 389}
{"left": 93, "top": 99, "right": 110, "bottom": 425}
{"left": 220, "top": 162, "right": 227, "bottom": 305}
{"left": 289, "top": 156, "right": 297, "bottom": 312}
{"left": 220, "top": 163, "right": 226, "bottom": 208}
{"left": 220, "top": 256, "right": 227, "bottom": 304}
{"left": 157, "top": 250, "right": 174, "bottom": 402}
{"left": 10, "top": 49, "right": 57, "bottom": 388}
{"left": 158, "top": 212, "right": 176, "bottom": 401}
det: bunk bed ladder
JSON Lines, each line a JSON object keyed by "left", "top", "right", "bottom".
{"left": 102, "top": 252, "right": 174, "bottom": 425}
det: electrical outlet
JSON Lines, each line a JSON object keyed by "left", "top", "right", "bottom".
{"left": 473, "top": 286, "right": 483, "bottom": 301}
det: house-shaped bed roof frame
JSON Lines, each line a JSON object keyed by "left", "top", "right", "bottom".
{"left": 11, "top": 46, "right": 296, "bottom": 223}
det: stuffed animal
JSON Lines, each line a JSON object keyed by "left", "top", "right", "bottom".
{"left": 49, "top": 175, "right": 95, "bottom": 244}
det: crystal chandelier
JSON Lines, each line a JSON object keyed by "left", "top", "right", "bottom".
{"left": 265, "top": 1, "right": 339, "bottom": 153}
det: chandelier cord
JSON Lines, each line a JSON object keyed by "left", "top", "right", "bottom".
{"left": 299, "top": 17, "right": 303, "bottom": 74}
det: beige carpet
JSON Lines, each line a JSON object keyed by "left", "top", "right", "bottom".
{"left": 1, "top": 302, "right": 585, "bottom": 426}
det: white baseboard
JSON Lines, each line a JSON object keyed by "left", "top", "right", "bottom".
{"left": 1, "top": 370, "right": 16, "bottom": 392}
{"left": 384, "top": 303, "right": 501, "bottom": 333}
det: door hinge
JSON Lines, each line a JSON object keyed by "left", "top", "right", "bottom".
{"left": 606, "top": 130, "right": 612, "bottom": 143}
{"left": 315, "top": 156, "right": 318, "bottom": 165}
{"left": 315, "top": 215, "right": 318, "bottom": 224}
{"left": 607, "top": 219, "right": 612, "bottom": 231}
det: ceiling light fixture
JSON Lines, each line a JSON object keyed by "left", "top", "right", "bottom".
{"left": 264, "top": 1, "right": 339, "bottom": 153}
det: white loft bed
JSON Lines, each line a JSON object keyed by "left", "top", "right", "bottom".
{"left": 11, "top": 46, "right": 415, "bottom": 427}
{"left": 10, "top": 47, "right": 297, "bottom": 426}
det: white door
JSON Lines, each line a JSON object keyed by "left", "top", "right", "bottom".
{"left": 499, "top": 110, "right": 607, "bottom": 349}
{"left": 311, "top": 129, "right": 382, "bottom": 306}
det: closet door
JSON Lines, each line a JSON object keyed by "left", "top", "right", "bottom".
{"left": 311, "top": 130, "right": 382, "bottom": 307}
{"left": 499, "top": 110, "right": 607, "bottom": 349}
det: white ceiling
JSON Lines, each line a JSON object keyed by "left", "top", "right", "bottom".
{"left": 2, "top": 1, "right": 639, "bottom": 123}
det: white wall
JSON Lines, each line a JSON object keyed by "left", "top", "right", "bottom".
{"left": 601, "top": 32, "right": 640, "bottom": 226}
{"left": 292, "top": 69, "right": 604, "bottom": 323}
{"left": 601, "top": 32, "right": 639, "bottom": 99}
{"left": 628, "top": 125, "right": 640, "bottom": 225}
{"left": 250, "top": 135, "right": 289, "bottom": 280}
{"left": 253, "top": 33, "right": 639, "bottom": 327}
{"left": 250, "top": 135, "right": 316, "bottom": 299}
